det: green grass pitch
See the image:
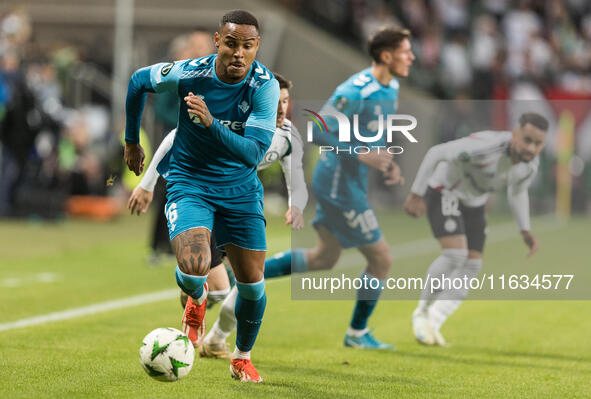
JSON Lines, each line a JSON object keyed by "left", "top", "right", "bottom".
{"left": 0, "top": 210, "right": 590, "bottom": 398}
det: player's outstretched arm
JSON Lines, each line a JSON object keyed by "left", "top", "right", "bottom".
{"left": 521, "top": 230, "right": 539, "bottom": 258}
{"left": 124, "top": 67, "right": 154, "bottom": 175}
{"left": 127, "top": 186, "right": 154, "bottom": 216}
{"left": 127, "top": 129, "right": 176, "bottom": 216}
{"left": 409, "top": 143, "right": 452, "bottom": 196}
{"left": 310, "top": 125, "right": 360, "bottom": 159}
{"left": 124, "top": 143, "right": 145, "bottom": 176}
{"left": 125, "top": 62, "right": 183, "bottom": 175}
{"left": 507, "top": 173, "right": 538, "bottom": 257}
{"left": 279, "top": 126, "right": 308, "bottom": 230}
{"left": 285, "top": 206, "right": 304, "bottom": 230}
{"left": 382, "top": 160, "right": 405, "bottom": 185}
{"left": 357, "top": 151, "right": 394, "bottom": 172}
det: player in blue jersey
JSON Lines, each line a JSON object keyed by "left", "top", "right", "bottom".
{"left": 262, "top": 28, "right": 415, "bottom": 349}
{"left": 123, "top": 10, "right": 279, "bottom": 382}
{"left": 129, "top": 73, "right": 309, "bottom": 359}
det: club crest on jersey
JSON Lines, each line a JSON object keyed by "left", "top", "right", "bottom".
{"left": 161, "top": 62, "right": 174, "bottom": 76}
{"left": 239, "top": 100, "right": 250, "bottom": 113}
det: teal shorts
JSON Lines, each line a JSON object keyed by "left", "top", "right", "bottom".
{"left": 312, "top": 194, "right": 382, "bottom": 249}
{"left": 165, "top": 179, "right": 267, "bottom": 251}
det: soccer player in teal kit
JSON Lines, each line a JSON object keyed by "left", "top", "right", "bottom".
{"left": 263, "top": 28, "right": 414, "bottom": 349}
{"left": 123, "top": 10, "right": 278, "bottom": 382}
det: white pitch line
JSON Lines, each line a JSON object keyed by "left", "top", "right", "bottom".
{"left": 0, "top": 289, "right": 179, "bottom": 332}
{"left": 0, "top": 215, "right": 563, "bottom": 332}
{"left": 0, "top": 278, "right": 289, "bottom": 333}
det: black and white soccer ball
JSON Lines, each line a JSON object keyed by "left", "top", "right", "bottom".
{"left": 139, "top": 327, "right": 195, "bottom": 382}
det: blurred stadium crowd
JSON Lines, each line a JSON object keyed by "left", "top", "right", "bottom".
{"left": 0, "top": 9, "right": 118, "bottom": 218}
{"left": 1, "top": 1, "right": 590, "bottom": 220}
{"left": 283, "top": 0, "right": 591, "bottom": 99}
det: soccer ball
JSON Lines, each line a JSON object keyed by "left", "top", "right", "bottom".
{"left": 139, "top": 327, "right": 195, "bottom": 382}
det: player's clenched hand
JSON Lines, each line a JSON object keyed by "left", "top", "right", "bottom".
{"left": 521, "top": 230, "right": 539, "bottom": 258}
{"left": 404, "top": 193, "right": 426, "bottom": 218}
{"left": 383, "top": 161, "right": 405, "bottom": 186}
{"left": 185, "top": 92, "right": 214, "bottom": 128}
{"left": 124, "top": 143, "right": 145, "bottom": 176}
{"left": 358, "top": 150, "right": 393, "bottom": 172}
{"left": 285, "top": 206, "right": 304, "bottom": 230}
{"left": 127, "top": 186, "right": 153, "bottom": 216}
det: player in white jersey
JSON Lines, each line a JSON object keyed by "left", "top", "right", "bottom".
{"left": 258, "top": 116, "right": 307, "bottom": 230}
{"left": 403, "top": 112, "right": 548, "bottom": 346}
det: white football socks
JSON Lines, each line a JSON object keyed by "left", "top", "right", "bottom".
{"left": 346, "top": 327, "right": 369, "bottom": 338}
{"left": 232, "top": 347, "right": 250, "bottom": 360}
{"left": 416, "top": 248, "right": 468, "bottom": 314}
{"left": 217, "top": 285, "right": 238, "bottom": 334}
{"left": 428, "top": 258, "right": 483, "bottom": 331}
{"left": 192, "top": 282, "right": 208, "bottom": 306}
{"left": 208, "top": 287, "right": 231, "bottom": 305}
{"left": 203, "top": 286, "right": 238, "bottom": 345}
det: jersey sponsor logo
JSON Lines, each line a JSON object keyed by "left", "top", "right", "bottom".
{"left": 161, "top": 62, "right": 174, "bottom": 76}
{"left": 190, "top": 109, "right": 245, "bottom": 132}
{"left": 218, "top": 120, "right": 246, "bottom": 132}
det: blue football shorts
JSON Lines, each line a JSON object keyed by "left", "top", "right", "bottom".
{"left": 164, "top": 180, "right": 267, "bottom": 251}
{"left": 312, "top": 193, "right": 382, "bottom": 249}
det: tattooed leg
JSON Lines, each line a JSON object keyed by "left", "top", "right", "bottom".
{"left": 172, "top": 227, "right": 212, "bottom": 276}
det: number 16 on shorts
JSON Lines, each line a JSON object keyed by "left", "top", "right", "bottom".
{"left": 165, "top": 202, "right": 178, "bottom": 232}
